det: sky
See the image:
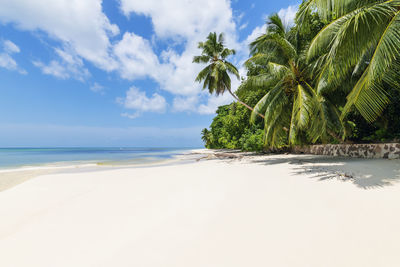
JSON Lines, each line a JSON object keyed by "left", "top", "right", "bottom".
{"left": 0, "top": 0, "right": 299, "bottom": 147}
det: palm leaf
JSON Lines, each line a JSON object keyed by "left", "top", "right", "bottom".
{"left": 193, "top": 55, "right": 210, "bottom": 64}
{"left": 341, "top": 66, "right": 389, "bottom": 122}
{"left": 250, "top": 82, "right": 281, "bottom": 124}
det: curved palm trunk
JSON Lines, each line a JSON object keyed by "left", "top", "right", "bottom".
{"left": 227, "top": 89, "right": 265, "bottom": 119}
{"left": 327, "top": 129, "right": 344, "bottom": 144}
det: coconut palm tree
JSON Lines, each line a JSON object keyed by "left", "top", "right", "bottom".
{"left": 300, "top": 0, "right": 400, "bottom": 123}
{"left": 193, "top": 32, "right": 264, "bottom": 118}
{"left": 243, "top": 14, "right": 343, "bottom": 148}
{"left": 201, "top": 128, "right": 211, "bottom": 147}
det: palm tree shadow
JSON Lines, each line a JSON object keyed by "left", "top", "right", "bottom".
{"left": 249, "top": 155, "right": 400, "bottom": 190}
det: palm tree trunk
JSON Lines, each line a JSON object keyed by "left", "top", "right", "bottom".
{"left": 327, "top": 129, "right": 345, "bottom": 144}
{"left": 227, "top": 89, "right": 265, "bottom": 119}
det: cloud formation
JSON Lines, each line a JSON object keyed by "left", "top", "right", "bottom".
{"left": 114, "top": 32, "right": 161, "bottom": 80}
{"left": 0, "top": 0, "right": 294, "bottom": 116}
{"left": 3, "top": 40, "right": 20, "bottom": 53}
{"left": 118, "top": 0, "right": 240, "bottom": 114}
{"left": 90, "top": 83, "right": 105, "bottom": 94}
{"left": 0, "top": 0, "right": 119, "bottom": 70}
{"left": 117, "top": 86, "right": 167, "bottom": 118}
{"left": 33, "top": 47, "right": 90, "bottom": 81}
{"left": 278, "top": 5, "right": 298, "bottom": 28}
{"left": 0, "top": 39, "right": 25, "bottom": 73}
{"left": 119, "top": 0, "right": 236, "bottom": 40}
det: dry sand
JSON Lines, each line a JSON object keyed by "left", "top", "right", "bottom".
{"left": 1, "top": 151, "right": 400, "bottom": 266}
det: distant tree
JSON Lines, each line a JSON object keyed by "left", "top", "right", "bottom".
{"left": 202, "top": 104, "right": 263, "bottom": 150}
{"left": 201, "top": 128, "right": 211, "bottom": 147}
{"left": 193, "top": 32, "right": 264, "bottom": 118}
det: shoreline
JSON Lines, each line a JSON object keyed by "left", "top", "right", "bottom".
{"left": 0, "top": 149, "right": 208, "bottom": 192}
{"left": 2, "top": 148, "right": 400, "bottom": 192}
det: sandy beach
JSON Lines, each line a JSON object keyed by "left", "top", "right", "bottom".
{"left": 1, "top": 151, "right": 400, "bottom": 267}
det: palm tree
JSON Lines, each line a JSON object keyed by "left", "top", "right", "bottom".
{"left": 243, "top": 14, "right": 343, "bottom": 148}
{"left": 300, "top": 0, "right": 400, "bottom": 123}
{"left": 201, "top": 128, "right": 211, "bottom": 147}
{"left": 193, "top": 32, "right": 264, "bottom": 118}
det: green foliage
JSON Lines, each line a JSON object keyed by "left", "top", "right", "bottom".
{"left": 239, "top": 128, "right": 264, "bottom": 152}
{"left": 245, "top": 13, "right": 344, "bottom": 148}
{"left": 201, "top": 103, "right": 264, "bottom": 150}
{"left": 302, "top": 0, "right": 400, "bottom": 122}
{"left": 193, "top": 32, "right": 239, "bottom": 96}
{"left": 348, "top": 89, "right": 400, "bottom": 142}
{"left": 201, "top": 128, "right": 212, "bottom": 147}
{"left": 199, "top": 1, "right": 400, "bottom": 151}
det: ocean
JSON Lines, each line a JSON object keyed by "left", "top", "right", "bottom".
{"left": 0, "top": 147, "right": 197, "bottom": 169}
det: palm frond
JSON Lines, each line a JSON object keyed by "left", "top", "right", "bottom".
{"left": 267, "top": 13, "right": 286, "bottom": 36}
{"left": 193, "top": 55, "right": 210, "bottom": 64}
{"left": 195, "top": 65, "right": 211, "bottom": 86}
{"left": 341, "top": 66, "right": 390, "bottom": 122}
{"left": 241, "top": 62, "right": 288, "bottom": 92}
{"left": 244, "top": 53, "right": 274, "bottom": 69}
{"left": 365, "top": 10, "right": 400, "bottom": 86}
{"left": 220, "top": 48, "right": 236, "bottom": 59}
{"left": 262, "top": 84, "right": 291, "bottom": 148}
{"left": 250, "top": 33, "right": 296, "bottom": 61}
{"left": 250, "top": 82, "right": 281, "bottom": 124}
{"left": 308, "top": 1, "right": 396, "bottom": 63}
{"left": 224, "top": 61, "right": 240, "bottom": 80}
{"left": 298, "top": 0, "right": 382, "bottom": 24}
{"left": 289, "top": 84, "right": 318, "bottom": 144}
{"left": 193, "top": 32, "right": 240, "bottom": 96}
{"left": 340, "top": 9, "right": 400, "bottom": 121}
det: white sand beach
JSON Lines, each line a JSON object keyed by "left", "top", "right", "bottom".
{"left": 1, "top": 151, "right": 400, "bottom": 267}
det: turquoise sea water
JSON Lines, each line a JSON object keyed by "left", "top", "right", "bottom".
{"left": 0, "top": 147, "right": 197, "bottom": 169}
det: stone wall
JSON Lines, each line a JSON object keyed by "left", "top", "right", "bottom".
{"left": 292, "top": 143, "right": 400, "bottom": 159}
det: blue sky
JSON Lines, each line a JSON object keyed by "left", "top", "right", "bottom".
{"left": 0, "top": 0, "right": 299, "bottom": 147}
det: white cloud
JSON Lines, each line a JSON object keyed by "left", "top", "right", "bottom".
{"left": 32, "top": 60, "right": 67, "bottom": 79}
{"left": 0, "top": 0, "right": 119, "bottom": 71}
{"left": 3, "top": 40, "right": 20, "bottom": 53}
{"left": 107, "top": 0, "right": 245, "bottom": 116}
{"left": 33, "top": 47, "right": 90, "bottom": 81}
{"left": 0, "top": 39, "right": 26, "bottom": 73}
{"left": 239, "top": 22, "right": 248, "bottom": 30}
{"left": 244, "top": 24, "right": 267, "bottom": 46}
{"left": 0, "top": 53, "right": 18, "bottom": 70}
{"left": 1, "top": 0, "right": 288, "bottom": 116}
{"left": 118, "top": 0, "right": 242, "bottom": 109}
{"left": 117, "top": 86, "right": 167, "bottom": 116}
{"left": 278, "top": 5, "right": 298, "bottom": 28}
{"left": 172, "top": 96, "right": 198, "bottom": 112}
{"left": 90, "top": 83, "right": 105, "bottom": 94}
{"left": 121, "top": 112, "right": 140, "bottom": 119}
{"left": 119, "top": 0, "right": 236, "bottom": 40}
{"left": 113, "top": 32, "right": 160, "bottom": 80}
{"left": 156, "top": 45, "right": 204, "bottom": 96}
{"left": 0, "top": 0, "right": 244, "bottom": 115}
{"left": 245, "top": 5, "right": 298, "bottom": 49}
{"left": 198, "top": 93, "right": 233, "bottom": 115}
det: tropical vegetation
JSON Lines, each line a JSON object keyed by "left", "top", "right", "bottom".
{"left": 197, "top": 0, "right": 400, "bottom": 151}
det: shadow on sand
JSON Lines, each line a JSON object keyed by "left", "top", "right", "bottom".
{"left": 248, "top": 154, "right": 400, "bottom": 190}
